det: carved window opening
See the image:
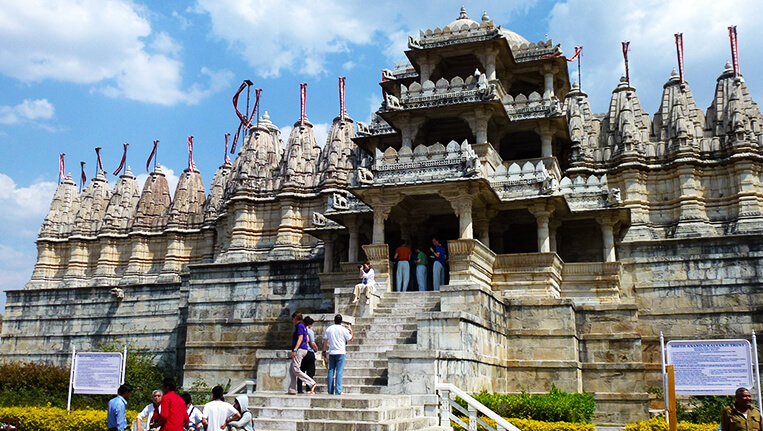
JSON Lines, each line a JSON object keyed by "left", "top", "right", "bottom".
{"left": 417, "top": 117, "right": 474, "bottom": 147}
{"left": 557, "top": 220, "right": 603, "bottom": 262}
{"left": 490, "top": 209, "right": 536, "bottom": 254}
{"left": 499, "top": 130, "right": 541, "bottom": 161}
{"left": 430, "top": 54, "right": 484, "bottom": 82}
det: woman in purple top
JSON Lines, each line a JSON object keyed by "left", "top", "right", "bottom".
{"left": 287, "top": 312, "right": 317, "bottom": 394}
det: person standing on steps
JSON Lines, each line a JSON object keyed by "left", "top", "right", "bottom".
{"left": 431, "top": 236, "right": 447, "bottom": 291}
{"left": 393, "top": 240, "right": 412, "bottom": 292}
{"left": 297, "top": 316, "right": 319, "bottom": 394}
{"left": 414, "top": 247, "right": 428, "bottom": 291}
{"left": 322, "top": 314, "right": 353, "bottom": 395}
{"left": 157, "top": 377, "right": 189, "bottom": 431}
{"left": 287, "top": 311, "right": 317, "bottom": 395}
{"left": 352, "top": 261, "right": 375, "bottom": 305}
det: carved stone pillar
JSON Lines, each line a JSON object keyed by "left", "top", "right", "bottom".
{"left": 537, "top": 122, "right": 555, "bottom": 158}
{"left": 549, "top": 219, "right": 562, "bottom": 253}
{"left": 477, "top": 49, "right": 498, "bottom": 81}
{"left": 474, "top": 209, "right": 496, "bottom": 249}
{"left": 372, "top": 205, "right": 393, "bottom": 244}
{"left": 398, "top": 116, "right": 425, "bottom": 149}
{"left": 463, "top": 108, "right": 491, "bottom": 145}
{"left": 323, "top": 234, "right": 335, "bottom": 272}
{"left": 541, "top": 64, "right": 558, "bottom": 100}
{"left": 597, "top": 215, "right": 617, "bottom": 262}
{"left": 529, "top": 204, "right": 554, "bottom": 253}
{"left": 419, "top": 60, "right": 434, "bottom": 83}
{"left": 347, "top": 215, "right": 360, "bottom": 262}
{"left": 447, "top": 196, "right": 473, "bottom": 239}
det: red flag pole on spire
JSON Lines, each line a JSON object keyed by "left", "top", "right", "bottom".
{"left": 113, "top": 143, "right": 128, "bottom": 176}
{"left": 339, "top": 77, "right": 346, "bottom": 122}
{"left": 675, "top": 33, "right": 685, "bottom": 84}
{"left": 567, "top": 46, "right": 583, "bottom": 90}
{"left": 187, "top": 136, "right": 196, "bottom": 172}
{"left": 146, "top": 140, "right": 159, "bottom": 173}
{"left": 80, "top": 161, "right": 87, "bottom": 191}
{"left": 94, "top": 147, "right": 103, "bottom": 176}
{"left": 59, "top": 153, "right": 66, "bottom": 184}
{"left": 231, "top": 80, "right": 260, "bottom": 154}
{"left": 729, "top": 25, "right": 740, "bottom": 77}
{"left": 622, "top": 41, "right": 631, "bottom": 85}
{"left": 224, "top": 133, "right": 232, "bottom": 165}
{"left": 300, "top": 83, "right": 307, "bottom": 127}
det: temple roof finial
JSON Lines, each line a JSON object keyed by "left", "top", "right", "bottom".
{"left": 458, "top": 6, "right": 469, "bottom": 20}
{"left": 482, "top": 11, "right": 490, "bottom": 22}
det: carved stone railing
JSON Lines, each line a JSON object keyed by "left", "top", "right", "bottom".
{"left": 512, "top": 40, "right": 562, "bottom": 63}
{"left": 358, "top": 140, "right": 480, "bottom": 186}
{"left": 408, "top": 19, "right": 500, "bottom": 50}
{"left": 559, "top": 174, "right": 621, "bottom": 212}
{"left": 447, "top": 239, "right": 495, "bottom": 290}
{"left": 383, "top": 73, "right": 499, "bottom": 112}
{"left": 488, "top": 157, "right": 560, "bottom": 201}
{"left": 502, "top": 92, "right": 562, "bottom": 121}
{"left": 382, "top": 63, "right": 418, "bottom": 81}
{"left": 357, "top": 115, "right": 395, "bottom": 137}
{"left": 492, "top": 252, "right": 564, "bottom": 298}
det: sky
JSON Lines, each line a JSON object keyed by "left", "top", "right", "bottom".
{"left": 1, "top": 0, "right": 762, "bottom": 312}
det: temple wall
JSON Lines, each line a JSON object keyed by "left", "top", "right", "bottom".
{"left": 619, "top": 235, "right": 763, "bottom": 390}
{"left": 182, "top": 258, "right": 326, "bottom": 385}
{"left": 0, "top": 282, "right": 183, "bottom": 368}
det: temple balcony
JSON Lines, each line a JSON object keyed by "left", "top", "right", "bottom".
{"left": 487, "top": 156, "right": 561, "bottom": 201}
{"left": 382, "top": 73, "right": 501, "bottom": 113}
{"left": 502, "top": 92, "right": 563, "bottom": 121}
{"left": 353, "top": 139, "right": 480, "bottom": 187}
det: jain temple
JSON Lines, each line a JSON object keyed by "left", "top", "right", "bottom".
{"left": 2, "top": 8, "right": 762, "bottom": 429}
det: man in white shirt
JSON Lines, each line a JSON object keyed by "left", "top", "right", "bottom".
{"left": 322, "top": 314, "right": 353, "bottom": 395}
{"left": 202, "top": 385, "right": 240, "bottom": 431}
{"left": 136, "top": 390, "right": 162, "bottom": 431}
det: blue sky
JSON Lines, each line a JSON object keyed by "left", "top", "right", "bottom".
{"left": 1, "top": 0, "right": 762, "bottom": 312}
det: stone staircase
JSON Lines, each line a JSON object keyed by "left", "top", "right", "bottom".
{"left": 250, "top": 291, "right": 445, "bottom": 431}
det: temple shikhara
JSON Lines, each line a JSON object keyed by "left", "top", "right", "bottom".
{"left": 2, "top": 8, "right": 762, "bottom": 428}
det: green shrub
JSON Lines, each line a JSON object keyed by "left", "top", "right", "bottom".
{"left": 459, "top": 385, "right": 596, "bottom": 423}
{"left": 625, "top": 416, "right": 717, "bottom": 431}
{"left": 453, "top": 416, "right": 595, "bottom": 431}
{"left": 676, "top": 396, "right": 734, "bottom": 424}
{"left": 0, "top": 406, "right": 138, "bottom": 431}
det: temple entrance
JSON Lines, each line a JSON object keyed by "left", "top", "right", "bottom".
{"left": 384, "top": 194, "right": 459, "bottom": 290}
{"left": 489, "top": 209, "right": 537, "bottom": 254}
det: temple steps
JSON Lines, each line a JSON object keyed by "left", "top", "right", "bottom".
{"left": 250, "top": 291, "right": 442, "bottom": 430}
{"left": 251, "top": 392, "right": 438, "bottom": 431}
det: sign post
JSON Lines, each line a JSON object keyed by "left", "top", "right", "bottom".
{"left": 67, "top": 347, "right": 127, "bottom": 411}
{"left": 666, "top": 365, "right": 677, "bottom": 431}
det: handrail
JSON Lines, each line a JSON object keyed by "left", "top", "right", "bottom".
{"left": 436, "top": 382, "right": 522, "bottom": 431}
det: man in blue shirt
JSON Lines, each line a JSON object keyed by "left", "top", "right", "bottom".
{"left": 430, "top": 237, "right": 447, "bottom": 291}
{"left": 108, "top": 383, "right": 133, "bottom": 431}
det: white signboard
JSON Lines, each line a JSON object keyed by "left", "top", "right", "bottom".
{"left": 666, "top": 339, "right": 753, "bottom": 395}
{"left": 72, "top": 352, "right": 124, "bottom": 395}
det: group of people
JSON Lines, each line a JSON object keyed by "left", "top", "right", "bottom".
{"left": 351, "top": 237, "right": 448, "bottom": 304}
{"left": 395, "top": 237, "right": 447, "bottom": 293}
{"left": 107, "top": 379, "right": 253, "bottom": 431}
{"left": 288, "top": 312, "right": 354, "bottom": 395}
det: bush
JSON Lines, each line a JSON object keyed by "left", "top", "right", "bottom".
{"left": 460, "top": 386, "right": 596, "bottom": 423}
{"left": 625, "top": 416, "right": 717, "bottom": 431}
{"left": 0, "top": 346, "right": 169, "bottom": 410}
{"left": 676, "top": 396, "right": 734, "bottom": 424}
{"left": 454, "top": 416, "right": 595, "bottom": 431}
{"left": 0, "top": 406, "right": 137, "bottom": 431}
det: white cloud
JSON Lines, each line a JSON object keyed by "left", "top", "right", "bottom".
{"left": 0, "top": 99, "right": 55, "bottom": 125}
{"left": 0, "top": 174, "right": 58, "bottom": 230}
{"left": 547, "top": 0, "right": 763, "bottom": 114}
{"left": 366, "top": 93, "right": 383, "bottom": 124}
{"left": 136, "top": 166, "right": 180, "bottom": 197}
{"left": 194, "top": 1, "right": 535, "bottom": 77}
{"left": 0, "top": 0, "right": 229, "bottom": 105}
